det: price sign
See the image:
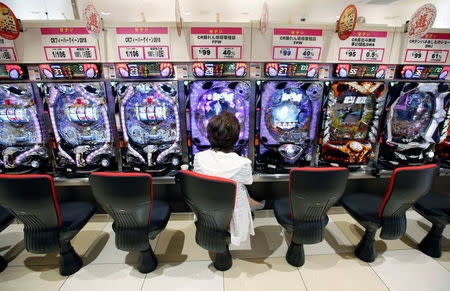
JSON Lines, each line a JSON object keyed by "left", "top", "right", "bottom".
{"left": 404, "top": 33, "right": 450, "bottom": 64}
{"left": 338, "top": 30, "right": 387, "bottom": 62}
{"left": 116, "top": 27, "right": 170, "bottom": 60}
{"left": 0, "top": 38, "right": 17, "bottom": 61}
{"left": 41, "top": 27, "right": 99, "bottom": 61}
{"left": 190, "top": 27, "right": 243, "bottom": 59}
{"left": 192, "top": 46, "right": 217, "bottom": 59}
{"left": 272, "top": 29, "right": 323, "bottom": 61}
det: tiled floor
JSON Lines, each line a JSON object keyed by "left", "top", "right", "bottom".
{"left": 0, "top": 209, "right": 448, "bottom": 291}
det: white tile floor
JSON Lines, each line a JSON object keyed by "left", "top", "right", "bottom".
{"left": 0, "top": 209, "right": 449, "bottom": 291}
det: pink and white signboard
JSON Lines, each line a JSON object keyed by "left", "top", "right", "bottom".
{"left": 190, "top": 27, "right": 243, "bottom": 59}
{"left": 403, "top": 33, "right": 450, "bottom": 64}
{"left": 40, "top": 27, "right": 99, "bottom": 61}
{"left": 338, "top": 30, "right": 388, "bottom": 62}
{"left": 272, "top": 28, "right": 323, "bottom": 61}
{"left": 116, "top": 27, "right": 170, "bottom": 60}
{"left": 0, "top": 38, "right": 17, "bottom": 61}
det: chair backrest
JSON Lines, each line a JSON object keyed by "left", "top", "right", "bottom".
{"left": 89, "top": 172, "right": 153, "bottom": 251}
{"left": 0, "top": 174, "right": 61, "bottom": 253}
{"left": 289, "top": 167, "right": 349, "bottom": 244}
{"left": 378, "top": 164, "right": 439, "bottom": 239}
{"left": 379, "top": 164, "right": 439, "bottom": 218}
{"left": 176, "top": 170, "right": 236, "bottom": 252}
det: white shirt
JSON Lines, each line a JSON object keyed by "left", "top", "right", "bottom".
{"left": 193, "top": 149, "right": 255, "bottom": 246}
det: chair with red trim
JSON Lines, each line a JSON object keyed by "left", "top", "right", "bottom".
{"left": 89, "top": 172, "right": 171, "bottom": 273}
{"left": 175, "top": 170, "right": 236, "bottom": 271}
{"left": 273, "top": 167, "right": 349, "bottom": 267}
{"left": 340, "top": 164, "right": 439, "bottom": 262}
{"left": 413, "top": 192, "right": 450, "bottom": 258}
{"left": 0, "top": 174, "right": 96, "bottom": 275}
{"left": 0, "top": 205, "right": 14, "bottom": 272}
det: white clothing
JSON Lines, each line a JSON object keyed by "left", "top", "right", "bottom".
{"left": 193, "top": 149, "right": 255, "bottom": 246}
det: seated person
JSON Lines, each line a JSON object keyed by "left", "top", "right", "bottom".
{"left": 194, "top": 111, "right": 264, "bottom": 246}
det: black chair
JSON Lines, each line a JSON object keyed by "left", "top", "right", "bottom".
{"left": 89, "top": 172, "right": 171, "bottom": 273}
{"left": 0, "top": 205, "right": 14, "bottom": 272}
{"left": 175, "top": 170, "right": 236, "bottom": 271}
{"left": 340, "top": 164, "right": 439, "bottom": 262}
{"left": 0, "top": 174, "right": 96, "bottom": 275}
{"left": 414, "top": 192, "right": 450, "bottom": 258}
{"left": 273, "top": 167, "right": 349, "bottom": 267}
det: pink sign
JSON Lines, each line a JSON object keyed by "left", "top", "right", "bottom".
{"left": 272, "top": 28, "right": 323, "bottom": 61}
{"left": 404, "top": 32, "right": 450, "bottom": 63}
{"left": 115, "top": 27, "right": 170, "bottom": 60}
{"left": 338, "top": 30, "right": 388, "bottom": 62}
{"left": 40, "top": 27, "right": 99, "bottom": 61}
{"left": 190, "top": 27, "right": 243, "bottom": 59}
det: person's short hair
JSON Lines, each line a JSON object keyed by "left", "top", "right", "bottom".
{"left": 207, "top": 111, "right": 240, "bottom": 153}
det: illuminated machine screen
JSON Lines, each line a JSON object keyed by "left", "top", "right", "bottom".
{"left": 258, "top": 81, "right": 323, "bottom": 163}
{"left": 115, "top": 63, "right": 174, "bottom": 78}
{"left": 397, "top": 65, "right": 450, "bottom": 80}
{"left": 334, "top": 64, "right": 389, "bottom": 79}
{"left": 39, "top": 63, "right": 99, "bottom": 79}
{"left": 320, "top": 82, "right": 387, "bottom": 165}
{"left": 0, "top": 64, "right": 27, "bottom": 80}
{"left": 45, "top": 82, "right": 114, "bottom": 169}
{"left": 265, "top": 63, "right": 319, "bottom": 78}
{"left": 0, "top": 84, "right": 48, "bottom": 170}
{"left": 378, "top": 82, "right": 449, "bottom": 167}
{"left": 192, "top": 62, "right": 247, "bottom": 78}
{"left": 118, "top": 82, "right": 180, "bottom": 169}
{"left": 188, "top": 81, "right": 250, "bottom": 156}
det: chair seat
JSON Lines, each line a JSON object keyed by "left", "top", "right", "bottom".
{"left": 274, "top": 197, "right": 293, "bottom": 227}
{"left": 340, "top": 193, "right": 383, "bottom": 227}
{"left": 148, "top": 200, "right": 171, "bottom": 233}
{"left": 273, "top": 196, "right": 329, "bottom": 231}
{"left": 0, "top": 206, "right": 13, "bottom": 232}
{"left": 414, "top": 192, "right": 450, "bottom": 224}
{"left": 60, "top": 202, "right": 96, "bottom": 236}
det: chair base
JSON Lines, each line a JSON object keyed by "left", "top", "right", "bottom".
{"left": 355, "top": 228, "right": 376, "bottom": 263}
{"left": 0, "top": 255, "right": 7, "bottom": 272}
{"left": 137, "top": 248, "right": 158, "bottom": 274}
{"left": 418, "top": 223, "right": 445, "bottom": 258}
{"left": 213, "top": 246, "right": 232, "bottom": 271}
{"left": 59, "top": 245, "right": 83, "bottom": 276}
{"left": 286, "top": 241, "right": 305, "bottom": 267}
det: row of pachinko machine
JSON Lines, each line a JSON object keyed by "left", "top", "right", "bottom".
{"left": 0, "top": 61, "right": 449, "bottom": 177}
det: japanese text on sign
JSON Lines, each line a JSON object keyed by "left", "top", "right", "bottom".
{"left": 404, "top": 33, "right": 450, "bottom": 63}
{"left": 338, "top": 30, "right": 387, "bottom": 62}
{"left": 272, "top": 29, "right": 323, "bottom": 61}
{"left": 41, "top": 27, "right": 99, "bottom": 61}
{"left": 190, "top": 27, "right": 243, "bottom": 59}
{"left": 116, "top": 27, "right": 170, "bottom": 60}
{"left": 0, "top": 38, "right": 17, "bottom": 61}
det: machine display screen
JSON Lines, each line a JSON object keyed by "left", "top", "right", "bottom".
{"left": 334, "top": 64, "right": 388, "bottom": 79}
{"left": 115, "top": 63, "right": 174, "bottom": 78}
{"left": 265, "top": 63, "right": 319, "bottom": 78}
{"left": 398, "top": 65, "right": 449, "bottom": 80}
{"left": 258, "top": 81, "right": 323, "bottom": 163}
{"left": 192, "top": 62, "right": 247, "bottom": 78}
{"left": 0, "top": 64, "right": 27, "bottom": 80}
{"left": 39, "top": 63, "right": 99, "bottom": 79}
{"left": 188, "top": 81, "right": 250, "bottom": 156}
{"left": 0, "top": 108, "right": 29, "bottom": 123}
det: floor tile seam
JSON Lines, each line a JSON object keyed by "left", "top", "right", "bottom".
{"left": 57, "top": 276, "right": 70, "bottom": 291}
{"left": 367, "top": 262, "right": 392, "bottom": 291}
{"left": 296, "top": 267, "right": 309, "bottom": 291}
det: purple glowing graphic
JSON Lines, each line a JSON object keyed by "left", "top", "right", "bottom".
{"left": 259, "top": 81, "right": 322, "bottom": 162}
{"left": 188, "top": 81, "right": 250, "bottom": 156}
